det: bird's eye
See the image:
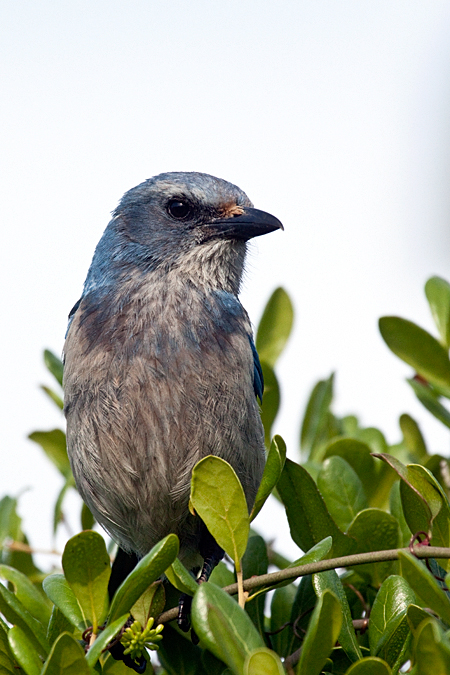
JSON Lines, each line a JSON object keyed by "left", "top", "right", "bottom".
{"left": 167, "top": 199, "right": 193, "bottom": 220}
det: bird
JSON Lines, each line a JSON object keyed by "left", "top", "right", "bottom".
{"left": 63, "top": 171, "right": 283, "bottom": 643}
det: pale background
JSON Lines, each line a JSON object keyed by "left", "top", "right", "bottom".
{"left": 2, "top": 1, "right": 450, "bottom": 563}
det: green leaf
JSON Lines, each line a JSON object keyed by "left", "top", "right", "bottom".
{"left": 85, "top": 613, "right": 129, "bottom": 667}
{"left": 277, "top": 458, "right": 356, "bottom": 557}
{"left": 255, "top": 287, "right": 294, "bottom": 368}
{"left": 398, "top": 551, "right": 450, "bottom": 625}
{"left": 379, "top": 316, "right": 450, "bottom": 389}
{"left": 157, "top": 623, "right": 207, "bottom": 675}
{"left": 0, "top": 582, "right": 50, "bottom": 657}
{"left": 53, "top": 476, "right": 75, "bottom": 535}
{"left": 317, "top": 456, "right": 368, "bottom": 531}
{"left": 408, "top": 377, "right": 450, "bottom": 428}
{"left": 300, "top": 374, "right": 334, "bottom": 457}
{"left": 191, "top": 582, "right": 263, "bottom": 675}
{"left": 374, "top": 454, "right": 442, "bottom": 535}
{"left": 250, "top": 435, "right": 286, "bottom": 521}
{"left": 344, "top": 658, "right": 392, "bottom": 675}
{"left": 80, "top": 503, "right": 95, "bottom": 531}
{"left": 7, "top": 625, "right": 42, "bottom": 675}
{"left": 323, "top": 438, "right": 379, "bottom": 504}
{"left": 109, "top": 533, "right": 179, "bottom": 623}
{"left": 28, "top": 429, "right": 71, "bottom": 479}
{"left": 313, "top": 570, "right": 362, "bottom": 663}
{"left": 62, "top": 530, "right": 111, "bottom": 632}
{"left": 260, "top": 363, "right": 280, "bottom": 447}
{"left": 425, "top": 276, "right": 450, "bottom": 349}
{"left": 411, "top": 617, "right": 450, "bottom": 673}
{"left": 46, "top": 606, "right": 75, "bottom": 645}
{"left": 209, "top": 560, "right": 236, "bottom": 588}
{"left": 42, "top": 574, "right": 86, "bottom": 630}
{"left": 407, "top": 604, "right": 432, "bottom": 632}
{"left": 0, "top": 496, "right": 22, "bottom": 545}
{"left": 244, "top": 647, "right": 285, "bottom": 674}
{"left": 0, "top": 622, "right": 17, "bottom": 675}
{"left": 40, "top": 385, "right": 64, "bottom": 410}
{"left": 0, "top": 564, "right": 51, "bottom": 626}
{"left": 389, "top": 482, "right": 411, "bottom": 547}
{"left": 270, "top": 584, "right": 296, "bottom": 657}
{"left": 44, "top": 350, "right": 64, "bottom": 387}
{"left": 165, "top": 558, "right": 198, "bottom": 596}
{"left": 242, "top": 535, "right": 268, "bottom": 636}
{"left": 296, "top": 589, "right": 342, "bottom": 675}
{"left": 249, "top": 536, "right": 332, "bottom": 600}
{"left": 41, "top": 632, "right": 91, "bottom": 675}
{"left": 347, "top": 509, "right": 399, "bottom": 586}
{"left": 369, "top": 575, "right": 415, "bottom": 669}
{"left": 190, "top": 456, "right": 250, "bottom": 567}
{"left": 130, "top": 580, "right": 165, "bottom": 627}
{"left": 399, "top": 414, "right": 427, "bottom": 462}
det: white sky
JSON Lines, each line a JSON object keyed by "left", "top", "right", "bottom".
{"left": 2, "top": 1, "right": 450, "bottom": 562}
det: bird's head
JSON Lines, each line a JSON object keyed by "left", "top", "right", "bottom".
{"left": 85, "top": 172, "right": 283, "bottom": 294}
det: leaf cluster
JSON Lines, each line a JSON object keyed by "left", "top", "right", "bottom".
{"left": 1, "top": 281, "right": 450, "bottom": 673}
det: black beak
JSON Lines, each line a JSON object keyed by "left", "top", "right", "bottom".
{"left": 202, "top": 207, "right": 284, "bottom": 242}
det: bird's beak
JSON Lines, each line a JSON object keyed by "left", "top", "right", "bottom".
{"left": 203, "top": 207, "right": 284, "bottom": 242}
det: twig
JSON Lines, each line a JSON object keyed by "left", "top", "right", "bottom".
{"left": 157, "top": 545, "right": 450, "bottom": 624}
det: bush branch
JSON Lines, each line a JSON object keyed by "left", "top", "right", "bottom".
{"left": 157, "top": 545, "right": 450, "bottom": 624}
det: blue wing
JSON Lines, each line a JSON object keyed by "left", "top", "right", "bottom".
{"left": 249, "top": 336, "right": 264, "bottom": 403}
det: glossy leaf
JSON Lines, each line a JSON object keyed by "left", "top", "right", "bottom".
{"left": 166, "top": 558, "right": 198, "bottom": 596}
{"left": 28, "top": 429, "right": 71, "bottom": 479}
{"left": 277, "top": 458, "right": 356, "bottom": 557}
{"left": 41, "top": 632, "right": 91, "bottom": 675}
{"left": 250, "top": 435, "right": 286, "bottom": 521}
{"left": 190, "top": 456, "right": 249, "bottom": 566}
{"left": 109, "top": 533, "right": 179, "bottom": 623}
{"left": 347, "top": 509, "right": 399, "bottom": 585}
{"left": 130, "top": 580, "right": 165, "bottom": 627}
{"left": 62, "top": 530, "right": 111, "bottom": 632}
{"left": 323, "top": 438, "right": 378, "bottom": 504}
{"left": 399, "top": 414, "right": 427, "bottom": 462}
{"left": 408, "top": 377, "right": 450, "bottom": 428}
{"left": 242, "top": 535, "right": 268, "bottom": 636}
{"left": 42, "top": 574, "right": 86, "bottom": 630}
{"left": 255, "top": 287, "right": 294, "bottom": 368}
{"left": 7, "top": 625, "right": 42, "bottom": 675}
{"left": 85, "top": 613, "right": 129, "bottom": 667}
{"left": 411, "top": 617, "right": 450, "bottom": 673}
{"left": 46, "top": 606, "right": 75, "bottom": 645}
{"left": 53, "top": 476, "right": 75, "bottom": 535}
{"left": 317, "top": 456, "right": 368, "bottom": 531}
{"left": 344, "top": 658, "right": 392, "bottom": 675}
{"left": 398, "top": 552, "right": 450, "bottom": 625}
{"left": 425, "top": 276, "right": 450, "bottom": 349}
{"left": 192, "top": 582, "right": 263, "bottom": 675}
{"left": 40, "top": 385, "right": 64, "bottom": 410}
{"left": 296, "top": 589, "right": 342, "bottom": 675}
{"left": 407, "top": 604, "right": 432, "bottom": 632}
{"left": 379, "top": 316, "right": 450, "bottom": 389}
{"left": 249, "top": 536, "right": 332, "bottom": 600}
{"left": 260, "top": 363, "right": 280, "bottom": 446}
{"left": 0, "top": 582, "right": 49, "bottom": 657}
{"left": 0, "top": 564, "right": 51, "bottom": 626}
{"left": 244, "top": 648, "right": 285, "bottom": 675}
{"left": 374, "top": 454, "right": 442, "bottom": 535}
{"left": 369, "top": 575, "right": 415, "bottom": 669}
{"left": 80, "top": 503, "right": 95, "bottom": 531}
{"left": 270, "top": 584, "right": 296, "bottom": 657}
{"left": 157, "top": 623, "right": 207, "bottom": 675}
{"left": 300, "top": 374, "right": 334, "bottom": 456}
{"left": 389, "top": 481, "right": 411, "bottom": 547}
{"left": 0, "top": 622, "right": 17, "bottom": 675}
{"left": 313, "top": 569, "right": 362, "bottom": 662}
{"left": 44, "top": 349, "right": 64, "bottom": 387}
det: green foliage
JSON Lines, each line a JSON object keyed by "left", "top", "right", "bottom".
{"left": 3, "top": 279, "right": 450, "bottom": 673}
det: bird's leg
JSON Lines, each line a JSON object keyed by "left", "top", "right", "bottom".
{"left": 177, "top": 528, "right": 225, "bottom": 635}
{"left": 108, "top": 547, "right": 140, "bottom": 601}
